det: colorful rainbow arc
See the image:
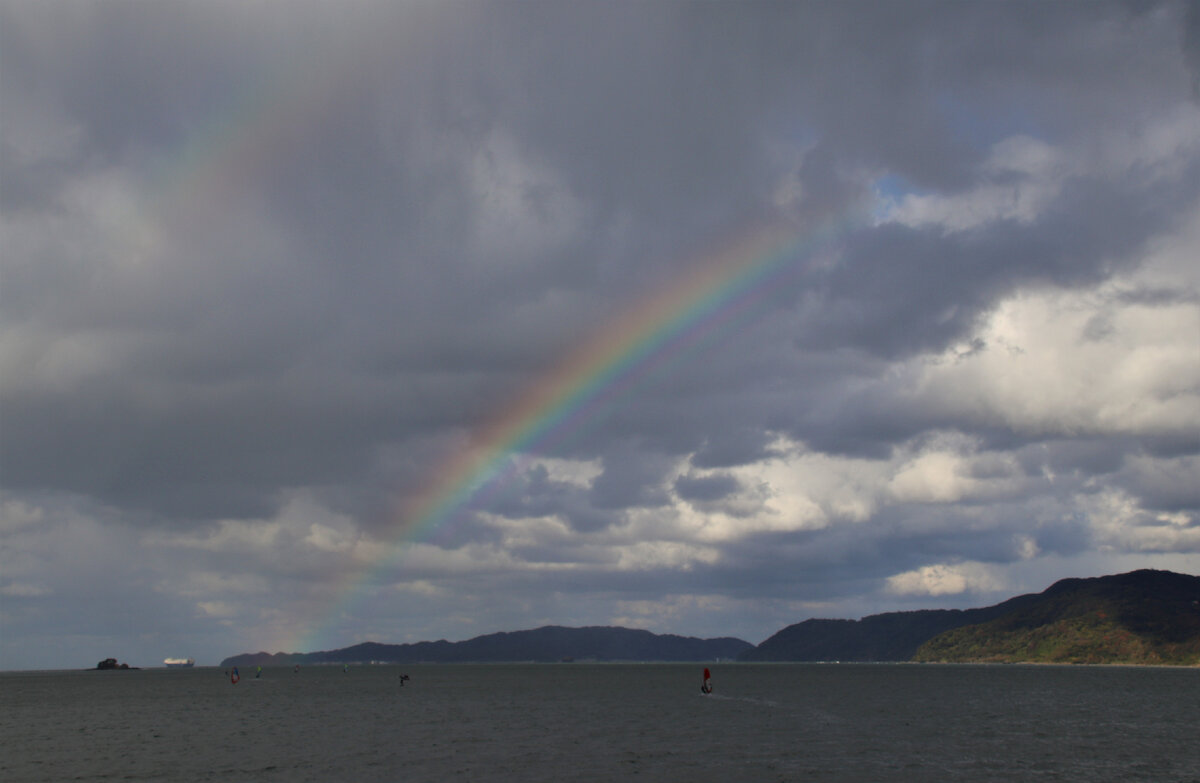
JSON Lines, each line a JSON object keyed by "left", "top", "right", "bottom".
{"left": 97, "top": 23, "right": 865, "bottom": 652}
{"left": 293, "top": 215, "right": 859, "bottom": 652}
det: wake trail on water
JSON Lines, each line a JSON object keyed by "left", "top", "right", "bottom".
{"left": 701, "top": 692, "right": 781, "bottom": 708}
{"left": 700, "top": 693, "right": 850, "bottom": 725}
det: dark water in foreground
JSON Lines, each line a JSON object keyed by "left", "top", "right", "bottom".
{"left": 1, "top": 663, "right": 1198, "bottom": 782}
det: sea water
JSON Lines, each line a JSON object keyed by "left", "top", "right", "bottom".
{"left": 1, "top": 663, "right": 1198, "bottom": 782}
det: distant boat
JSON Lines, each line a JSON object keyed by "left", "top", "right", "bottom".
{"left": 164, "top": 657, "right": 195, "bottom": 668}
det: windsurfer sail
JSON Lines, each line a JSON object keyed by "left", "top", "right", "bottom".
{"left": 701, "top": 667, "right": 712, "bottom": 694}
{"left": 230, "top": 666, "right": 240, "bottom": 685}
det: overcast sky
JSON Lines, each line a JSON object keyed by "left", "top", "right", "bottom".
{"left": 3, "top": 0, "right": 1199, "bottom": 670}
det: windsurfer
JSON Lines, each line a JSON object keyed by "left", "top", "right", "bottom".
{"left": 701, "top": 667, "right": 712, "bottom": 694}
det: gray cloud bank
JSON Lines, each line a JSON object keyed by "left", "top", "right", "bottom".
{"left": 2, "top": 0, "right": 1198, "bottom": 669}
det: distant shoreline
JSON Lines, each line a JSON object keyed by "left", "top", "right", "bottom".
{"left": 4, "top": 659, "right": 1199, "bottom": 675}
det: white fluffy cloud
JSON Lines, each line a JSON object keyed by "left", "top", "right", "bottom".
{"left": 886, "top": 563, "right": 1005, "bottom": 597}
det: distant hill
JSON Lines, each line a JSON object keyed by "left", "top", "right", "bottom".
{"left": 220, "top": 625, "right": 753, "bottom": 668}
{"left": 741, "top": 570, "right": 1199, "bottom": 665}
{"left": 914, "top": 569, "right": 1200, "bottom": 664}
{"left": 738, "top": 593, "right": 1043, "bottom": 662}
{"left": 222, "top": 571, "right": 1199, "bottom": 668}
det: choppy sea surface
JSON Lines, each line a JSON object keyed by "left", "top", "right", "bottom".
{"left": 1, "top": 663, "right": 1198, "bottom": 782}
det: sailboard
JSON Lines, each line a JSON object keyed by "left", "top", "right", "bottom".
{"left": 701, "top": 667, "right": 712, "bottom": 694}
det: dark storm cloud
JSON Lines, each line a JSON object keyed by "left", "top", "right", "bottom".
{"left": 704, "top": 501, "right": 1096, "bottom": 599}
{"left": 792, "top": 164, "right": 1200, "bottom": 360}
{"left": 588, "top": 440, "right": 676, "bottom": 512}
{"left": 1184, "top": 0, "right": 1200, "bottom": 97}
{"left": 1020, "top": 439, "right": 1130, "bottom": 480}
{"left": 482, "top": 463, "right": 619, "bottom": 533}
{"left": 1115, "top": 455, "right": 1200, "bottom": 513}
{"left": 690, "top": 426, "right": 778, "bottom": 469}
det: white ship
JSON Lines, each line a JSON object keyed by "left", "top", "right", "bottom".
{"left": 164, "top": 657, "right": 195, "bottom": 668}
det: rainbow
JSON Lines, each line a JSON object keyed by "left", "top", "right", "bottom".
{"left": 294, "top": 213, "right": 861, "bottom": 652}
{"left": 115, "top": 22, "right": 864, "bottom": 651}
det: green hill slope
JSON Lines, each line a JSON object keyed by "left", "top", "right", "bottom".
{"left": 914, "top": 570, "right": 1200, "bottom": 665}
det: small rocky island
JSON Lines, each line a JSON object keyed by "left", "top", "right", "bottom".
{"left": 93, "top": 658, "right": 138, "bottom": 670}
